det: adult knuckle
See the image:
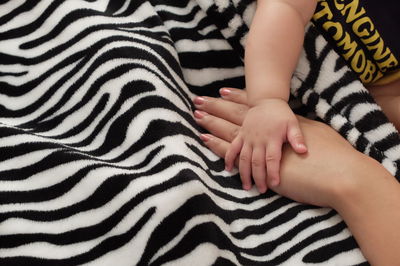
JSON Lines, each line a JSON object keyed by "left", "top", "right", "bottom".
{"left": 251, "top": 159, "right": 263, "bottom": 167}
{"left": 266, "top": 155, "right": 276, "bottom": 162}
{"left": 201, "top": 97, "right": 215, "bottom": 107}
{"left": 235, "top": 105, "right": 247, "bottom": 116}
{"left": 268, "top": 172, "right": 278, "bottom": 179}
{"left": 230, "top": 127, "right": 240, "bottom": 139}
{"left": 240, "top": 154, "right": 249, "bottom": 162}
{"left": 205, "top": 117, "right": 215, "bottom": 127}
{"left": 215, "top": 143, "right": 225, "bottom": 156}
{"left": 292, "top": 133, "right": 303, "bottom": 140}
{"left": 212, "top": 139, "right": 220, "bottom": 149}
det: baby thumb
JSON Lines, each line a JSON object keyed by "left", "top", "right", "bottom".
{"left": 287, "top": 122, "right": 307, "bottom": 154}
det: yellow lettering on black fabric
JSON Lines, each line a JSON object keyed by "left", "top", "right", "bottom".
{"left": 340, "top": 0, "right": 365, "bottom": 23}
{"left": 368, "top": 41, "right": 391, "bottom": 62}
{"left": 337, "top": 32, "right": 357, "bottom": 58}
{"left": 353, "top": 17, "right": 374, "bottom": 38}
{"left": 359, "top": 60, "right": 382, "bottom": 84}
{"left": 324, "top": 21, "right": 343, "bottom": 40}
{"left": 333, "top": 0, "right": 344, "bottom": 11}
{"left": 363, "top": 30, "right": 380, "bottom": 45}
{"left": 351, "top": 49, "right": 366, "bottom": 73}
{"left": 313, "top": 1, "right": 333, "bottom": 20}
{"left": 312, "top": 0, "right": 399, "bottom": 84}
{"left": 376, "top": 53, "right": 399, "bottom": 72}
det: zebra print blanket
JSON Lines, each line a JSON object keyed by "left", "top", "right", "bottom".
{"left": 1, "top": 1, "right": 399, "bottom": 265}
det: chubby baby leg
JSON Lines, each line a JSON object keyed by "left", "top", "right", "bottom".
{"left": 368, "top": 79, "right": 400, "bottom": 131}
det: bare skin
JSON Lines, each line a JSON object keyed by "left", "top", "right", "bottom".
{"left": 224, "top": 0, "right": 317, "bottom": 193}
{"left": 368, "top": 78, "right": 400, "bottom": 131}
{"left": 234, "top": 0, "right": 400, "bottom": 196}
{"left": 193, "top": 87, "right": 400, "bottom": 266}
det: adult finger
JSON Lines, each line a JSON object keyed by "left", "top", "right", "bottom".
{"left": 251, "top": 146, "right": 267, "bottom": 193}
{"left": 266, "top": 142, "right": 282, "bottom": 187}
{"left": 225, "top": 136, "right": 243, "bottom": 171}
{"left": 239, "top": 143, "right": 252, "bottom": 190}
{"left": 194, "top": 110, "right": 240, "bottom": 142}
{"left": 219, "top": 87, "right": 248, "bottom": 105}
{"left": 287, "top": 119, "right": 307, "bottom": 154}
{"left": 200, "top": 134, "right": 239, "bottom": 167}
{"left": 193, "top": 96, "right": 248, "bottom": 125}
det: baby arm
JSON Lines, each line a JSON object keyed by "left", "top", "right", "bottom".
{"left": 225, "top": 0, "right": 317, "bottom": 192}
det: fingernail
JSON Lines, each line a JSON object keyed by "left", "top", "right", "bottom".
{"left": 297, "top": 144, "right": 307, "bottom": 152}
{"left": 194, "top": 96, "right": 205, "bottom": 105}
{"left": 243, "top": 184, "right": 251, "bottom": 190}
{"left": 219, "top": 88, "right": 231, "bottom": 97}
{"left": 258, "top": 186, "right": 267, "bottom": 194}
{"left": 194, "top": 110, "right": 207, "bottom": 119}
{"left": 270, "top": 179, "right": 279, "bottom": 187}
{"left": 200, "top": 134, "right": 211, "bottom": 142}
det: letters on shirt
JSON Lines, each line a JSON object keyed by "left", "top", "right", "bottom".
{"left": 312, "top": 0, "right": 398, "bottom": 84}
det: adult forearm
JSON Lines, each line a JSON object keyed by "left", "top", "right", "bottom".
{"left": 193, "top": 89, "right": 400, "bottom": 264}
{"left": 333, "top": 156, "right": 400, "bottom": 265}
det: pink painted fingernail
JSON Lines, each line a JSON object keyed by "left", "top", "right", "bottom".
{"left": 194, "top": 110, "right": 207, "bottom": 119}
{"left": 194, "top": 97, "right": 205, "bottom": 105}
{"left": 200, "top": 134, "right": 211, "bottom": 142}
{"left": 243, "top": 183, "right": 251, "bottom": 190}
{"left": 220, "top": 88, "right": 231, "bottom": 97}
{"left": 270, "top": 179, "right": 279, "bottom": 187}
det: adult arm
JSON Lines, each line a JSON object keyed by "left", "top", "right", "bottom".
{"left": 193, "top": 88, "right": 400, "bottom": 265}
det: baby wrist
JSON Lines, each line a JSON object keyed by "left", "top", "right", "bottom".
{"left": 248, "top": 97, "right": 288, "bottom": 107}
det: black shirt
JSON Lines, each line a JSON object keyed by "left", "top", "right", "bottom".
{"left": 312, "top": 0, "right": 400, "bottom": 84}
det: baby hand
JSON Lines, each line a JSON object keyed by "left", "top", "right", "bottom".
{"left": 225, "top": 98, "right": 307, "bottom": 193}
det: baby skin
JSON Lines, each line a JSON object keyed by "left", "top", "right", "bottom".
{"left": 224, "top": 0, "right": 316, "bottom": 193}
{"left": 224, "top": 0, "right": 400, "bottom": 194}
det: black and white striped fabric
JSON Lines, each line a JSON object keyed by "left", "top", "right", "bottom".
{"left": 1, "top": 1, "right": 399, "bottom": 265}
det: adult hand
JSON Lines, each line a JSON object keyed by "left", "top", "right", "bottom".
{"left": 194, "top": 88, "right": 400, "bottom": 265}
{"left": 193, "top": 88, "right": 372, "bottom": 208}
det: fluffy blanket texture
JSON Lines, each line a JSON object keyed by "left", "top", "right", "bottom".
{"left": 1, "top": 0, "right": 399, "bottom": 265}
